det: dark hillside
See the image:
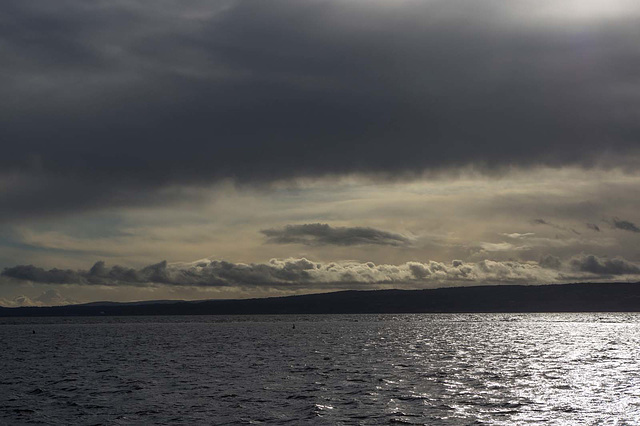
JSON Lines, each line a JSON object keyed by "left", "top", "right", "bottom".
{"left": 2, "top": 282, "right": 640, "bottom": 316}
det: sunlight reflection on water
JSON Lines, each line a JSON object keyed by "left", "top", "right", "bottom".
{"left": 1, "top": 313, "right": 639, "bottom": 425}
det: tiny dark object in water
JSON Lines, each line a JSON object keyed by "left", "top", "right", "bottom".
{"left": 292, "top": 324, "right": 295, "bottom": 329}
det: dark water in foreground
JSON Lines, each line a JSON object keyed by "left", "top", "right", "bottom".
{"left": 1, "top": 314, "right": 640, "bottom": 425}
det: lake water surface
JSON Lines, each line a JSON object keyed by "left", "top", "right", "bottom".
{"left": 1, "top": 313, "right": 640, "bottom": 425}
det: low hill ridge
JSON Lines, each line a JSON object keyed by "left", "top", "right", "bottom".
{"left": 2, "top": 282, "right": 640, "bottom": 316}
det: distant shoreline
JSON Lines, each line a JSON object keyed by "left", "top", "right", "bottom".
{"left": 0, "top": 283, "right": 640, "bottom": 317}
{"left": 1, "top": 282, "right": 640, "bottom": 317}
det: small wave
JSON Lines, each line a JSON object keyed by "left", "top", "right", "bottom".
{"left": 12, "top": 408, "right": 35, "bottom": 414}
{"left": 553, "top": 405, "right": 577, "bottom": 413}
{"left": 389, "top": 418, "right": 413, "bottom": 424}
{"left": 286, "top": 394, "right": 313, "bottom": 400}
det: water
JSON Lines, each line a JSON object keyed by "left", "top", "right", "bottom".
{"left": 1, "top": 313, "right": 640, "bottom": 425}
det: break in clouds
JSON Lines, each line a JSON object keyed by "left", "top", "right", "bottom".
{"left": 261, "top": 224, "right": 412, "bottom": 247}
{"left": 3, "top": 254, "right": 640, "bottom": 292}
{"left": 1, "top": 0, "right": 640, "bottom": 221}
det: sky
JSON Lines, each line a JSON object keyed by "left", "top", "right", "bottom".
{"left": 1, "top": 0, "right": 640, "bottom": 306}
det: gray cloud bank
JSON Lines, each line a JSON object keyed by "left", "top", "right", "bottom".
{"left": 1, "top": 0, "right": 640, "bottom": 221}
{"left": 611, "top": 218, "right": 640, "bottom": 233}
{"left": 3, "top": 254, "right": 640, "bottom": 290}
{"left": 570, "top": 254, "right": 640, "bottom": 275}
{"left": 261, "top": 224, "right": 411, "bottom": 247}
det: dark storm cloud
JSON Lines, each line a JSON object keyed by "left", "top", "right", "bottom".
{"left": 1, "top": 0, "right": 640, "bottom": 220}
{"left": 570, "top": 254, "right": 640, "bottom": 275}
{"left": 261, "top": 224, "right": 411, "bottom": 247}
{"left": 0, "top": 174, "right": 195, "bottom": 222}
{"left": 539, "top": 254, "right": 562, "bottom": 270}
{"left": 2, "top": 264, "right": 83, "bottom": 284}
{"left": 611, "top": 218, "right": 640, "bottom": 233}
{"left": 1, "top": 261, "right": 173, "bottom": 286}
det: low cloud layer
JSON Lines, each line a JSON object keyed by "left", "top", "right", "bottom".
{"left": 3, "top": 254, "right": 640, "bottom": 293}
{"left": 261, "top": 224, "right": 411, "bottom": 247}
{"left": 0, "top": 289, "right": 75, "bottom": 308}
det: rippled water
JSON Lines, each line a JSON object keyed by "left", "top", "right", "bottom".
{"left": 2, "top": 313, "right": 640, "bottom": 425}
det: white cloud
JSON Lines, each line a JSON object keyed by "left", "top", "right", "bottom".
{"left": 0, "top": 289, "right": 75, "bottom": 307}
{"left": 479, "top": 242, "right": 522, "bottom": 252}
{"left": 502, "top": 233, "right": 535, "bottom": 239}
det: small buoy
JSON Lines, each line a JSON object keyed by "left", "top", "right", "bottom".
{"left": 32, "top": 330, "right": 35, "bottom": 334}
{"left": 292, "top": 324, "right": 295, "bottom": 329}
